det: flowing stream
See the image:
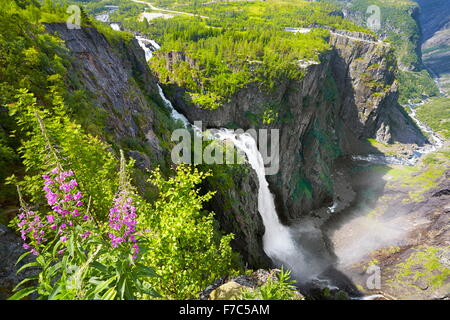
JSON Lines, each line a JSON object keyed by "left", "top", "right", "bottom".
{"left": 351, "top": 100, "right": 444, "bottom": 167}
{"left": 208, "top": 130, "right": 301, "bottom": 270}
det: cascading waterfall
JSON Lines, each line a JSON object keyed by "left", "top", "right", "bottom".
{"left": 133, "top": 33, "right": 304, "bottom": 272}
{"left": 208, "top": 130, "right": 302, "bottom": 270}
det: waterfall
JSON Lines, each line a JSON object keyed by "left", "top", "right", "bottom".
{"left": 208, "top": 130, "right": 301, "bottom": 269}
{"left": 94, "top": 7, "right": 120, "bottom": 31}
{"left": 133, "top": 33, "right": 302, "bottom": 270}
{"left": 110, "top": 23, "right": 121, "bottom": 31}
{"left": 156, "top": 84, "right": 190, "bottom": 127}
{"left": 135, "top": 36, "right": 155, "bottom": 62}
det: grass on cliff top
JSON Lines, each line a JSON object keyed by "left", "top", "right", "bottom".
{"left": 126, "top": 0, "right": 373, "bottom": 109}
{"left": 390, "top": 246, "right": 450, "bottom": 290}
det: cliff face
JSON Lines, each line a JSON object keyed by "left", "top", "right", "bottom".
{"left": 163, "top": 31, "right": 426, "bottom": 227}
{"left": 417, "top": 0, "right": 450, "bottom": 93}
{"left": 44, "top": 23, "right": 168, "bottom": 171}
{"left": 40, "top": 24, "right": 429, "bottom": 272}
{"left": 43, "top": 23, "right": 269, "bottom": 267}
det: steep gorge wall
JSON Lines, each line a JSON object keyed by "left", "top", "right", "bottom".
{"left": 43, "top": 23, "right": 270, "bottom": 267}
{"left": 42, "top": 24, "right": 427, "bottom": 270}
{"left": 45, "top": 23, "right": 171, "bottom": 175}
{"left": 164, "top": 31, "right": 426, "bottom": 225}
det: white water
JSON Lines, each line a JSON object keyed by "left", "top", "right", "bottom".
{"left": 130, "top": 26, "right": 303, "bottom": 270}
{"left": 156, "top": 84, "right": 190, "bottom": 127}
{"left": 407, "top": 100, "right": 444, "bottom": 155}
{"left": 351, "top": 100, "right": 444, "bottom": 167}
{"left": 135, "top": 36, "right": 155, "bottom": 61}
{"left": 208, "top": 130, "right": 302, "bottom": 269}
{"left": 94, "top": 8, "right": 121, "bottom": 31}
{"left": 110, "top": 23, "right": 121, "bottom": 31}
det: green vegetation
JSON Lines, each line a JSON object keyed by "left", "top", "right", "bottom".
{"left": 398, "top": 70, "right": 440, "bottom": 104}
{"left": 326, "top": 0, "right": 440, "bottom": 102}
{"left": 1, "top": 0, "right": 239, "bottom": 300}
{"left": 385, "top": 150, "right": 447, "bottom": 202}
{"left": 239, "top": 269, "right": 301, "bottom": 300}
{"left": 394, "top": 246, "right": 450, "bottom": 289}
{"left": 327, "top": 0, "right": 420, "bottom": 68}
{"left": 108, "top": 0, "right": 373, "bottom": 109}
{"left": 140, "top": 165, "right": 238, "bottom": 299}
{"left": 149, "top": 17, "right": 330, "bottom": 109}
{"left": 416, "top": 97, "right": 450, "bottom": 139}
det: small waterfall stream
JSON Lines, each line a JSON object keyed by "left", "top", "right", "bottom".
{"left": 407, "top": 100, "right": 444, "bottom": 154}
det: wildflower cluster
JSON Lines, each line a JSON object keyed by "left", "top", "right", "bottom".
{"left": 108, "top": 191, "right": 139, "bottom": 260}
{"left": 42, "top": 167, "right": 90, "bottom": 243}
{"left": 17, "top": 209, "right": 46, "bottom": 255}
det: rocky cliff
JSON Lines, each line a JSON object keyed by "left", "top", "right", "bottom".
{"left": 162, "top": 31, "right": 427, "bottom": 231}
{"left": 417, "top": 0, "right": 450, "bottom": 93}
{"left": 43, "top": 23, "right": 271, "bottom": 268}
{"left": 40, "top": 24, "right": 431, "bottom": 274}
{"left": 44, "top": 23, "right": 171, "bottom": 175}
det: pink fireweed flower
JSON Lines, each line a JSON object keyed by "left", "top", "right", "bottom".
{"left": 108, "top": 191, "right": 139, "bottom": 260}
{"left": 40, "top": 167, "right": 91, "bottom": 244}
{"left": 81, "top": 231, "right": 91, "bottom": 239}
{"left": 16, "top": 209, "right": 46, "bottom": 255}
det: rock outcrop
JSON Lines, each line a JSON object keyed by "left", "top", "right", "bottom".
{"left": 162, "top": 30, "right": 427, "bottom": 230}
{"left": 418, "top": 0, "right": 450, "bottom": 94}
{"left": 0, "top": 224, "right": 36, "bottom": 300}
{"left": 200, "top": 269, "right": 305, "bottom": 300}
{"left": 44, "top": 23, "right": 169, "bottom": 171}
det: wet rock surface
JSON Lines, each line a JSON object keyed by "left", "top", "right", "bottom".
{"left": 0, "top": 224, "right": 36, "bottom": 300}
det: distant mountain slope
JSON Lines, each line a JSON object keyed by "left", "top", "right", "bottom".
{"left": 417, "top": 0, "right": 450, "bottom": 94}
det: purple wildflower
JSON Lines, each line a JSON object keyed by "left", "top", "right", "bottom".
{"left": 41, "top": 167, "right": 91, "bottom": 242}
{"left": 108, "top": 191, "right": 139, "bottom": 260}
{"left": 16, "top": 209, "right": 46, "bottom": 255}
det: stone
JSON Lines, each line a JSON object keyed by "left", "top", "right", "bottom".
{"left": 208, "top": 281, "right": 249, "bottom": 300}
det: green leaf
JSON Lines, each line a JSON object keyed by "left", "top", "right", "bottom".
{"left": 68, "top": 235, "right": 75, "bottom": 257}
{"left": 48, "top": 284, "right": 63, "bottom": 300}
{"left": 46, "top": 262, "right": 62, "bottom": 279}
{"left": 7, "top": 287, "right": 36, "bottom": 300}
{"left": 16, "top": 251, "right": 31, "bottom": 265}
{"left": 91, "top": 261, "right": 108, "bottom": 273}
{"left": 16, "top": 261, "right": 39, "bottom": 274}
{"left": 136, "top": 264, "right": 158, "bottom": 278}
{"left": 13, "top": 275, "right": 38, "bottom": 292}
{"left": 141, "top": 288, "right": 160, "bottom": 298}
{"left": 101, "top": 287, "right": 117, "bottom": 300}
{"left": 90, "top": 275, "right": 117, "bottom": 297}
